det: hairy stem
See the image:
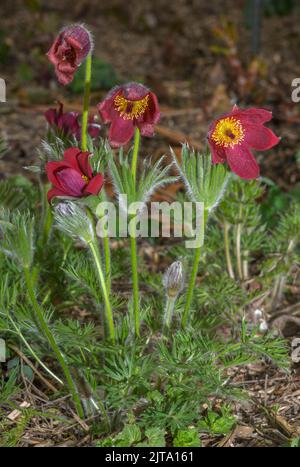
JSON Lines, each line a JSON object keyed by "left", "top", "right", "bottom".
{"left": 89, "top": 240, "right": 115, "bottom": 343}
{"left": 224, "top": 221, "right": 235, "bottom": 279}
{"left": 103, "top": 235, "right": 111, "bottom": 295}
{"left": 130, "top": 229, "right": 140, "bottom": 337}
{"left": 131, "top": 127, "right": 140, "bottom": 185}
{"left": 130, "top": 127, "right": 141, "bottom": 337}
{"left": 24, "top": 268, "right": 83, "bottom": 418}
{"left": 81, "top": 53, "right": 92, "bottom": 152}
{"left": 163, "top": 296, "right": 176, "bottom": 333}
{"left": 182, "top": 210, "right": 208, "bottom": 329}
{"left": 236, "top": 204, "right": 243, "bottom": 280}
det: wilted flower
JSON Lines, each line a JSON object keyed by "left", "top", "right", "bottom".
{"left": 46, "top": 147, "right": 104, "bottom": 202}
{"left": 163, "top": 260, "right": 184, "bottom": 299}
{"left": 207, "top": 105, "right": 280, "bottom": 179}
{"left": 47, "top": 24, "right": 93, "bottom": 85}
{"left": 45, "top": 102, "right": 101, "bottom": 140}
{"left": 98, "top": 82, "right": 160, "bottom": 148}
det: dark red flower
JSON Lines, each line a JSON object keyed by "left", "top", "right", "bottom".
{"left": 46, "top": 148, "right": 104, "bottom": 202}
{"left": 98, "top": 82, "right": 160, "bottom": 148}
{"left": 45, "top": 102, "right": 101, "bottom": 140}
{"left": 45, "top": 102, "right": 80, "bottom": 137}
{"left": 207, "top": 105, "right": 280, "bottom": 179}
{"left": 47, "top": 24, "right": 92, "bottom": 85}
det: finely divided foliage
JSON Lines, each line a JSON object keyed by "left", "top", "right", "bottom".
{"left": 0, "top": 22, "right": 296, "bottom": 448}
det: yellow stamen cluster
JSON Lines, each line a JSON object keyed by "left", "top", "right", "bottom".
{"left": 114, "top": 94, "right": 149, "bottom": 120}
{"left": 82, "top": 175, "right": 89, "bottom": 183}
{"left": 211, "top": 117, "right": 245, "bottom": 148}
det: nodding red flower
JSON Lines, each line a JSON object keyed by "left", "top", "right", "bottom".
{"left": 46, "top": 148, "right": 104, "bottom": 203}
{"left": 207, "top": 105, "right": 280, "bottom": 179}
{"left": 47, "top": 24, "right": 92, "bottom": 85}
{"left": 45, "top": 102, "right": 101, "bottom": 140}
{"left": 98, "top": 82, "right": 160, "bottom": 148}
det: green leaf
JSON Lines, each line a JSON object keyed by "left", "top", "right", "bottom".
{"left": 173, "top": 428, "right": 201, "bottom": 447}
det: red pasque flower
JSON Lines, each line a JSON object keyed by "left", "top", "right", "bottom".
{"left": 47, "top": 24, "right": 92, "bottom": 85}
{"left": 46, "top": 148, "right": 104, "bottom": 202}
{"left": 45, "top": 102, "right": 101, "bottom": 140}
{"left": 45, "top": 102, "right": 80, "bottom": 137}
{"left": 207, "top": 105, "right": 280, "bottom": 179}
{"left": 98, "top": 82, "right": 160, "bottom": 148}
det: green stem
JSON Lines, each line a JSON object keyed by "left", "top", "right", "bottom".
{"left": 99, "top": 189, "right": 111, "bottom": 295}
{"left": 24, "top": 268, "right": 84, "bottom": 418}
{"left": 131, "top": 127, "right": 140, "bottom": 184}
{"left": 81, "top": 53, "right": 92, "bottom": 152}
{"left": 103, "top": 235, "right": 111, "bottom": 295}
{"left": 235, "top": 204, "right": 243, "bottom": 280}
{"left": 224, "top": 221, "right": 235, "bottom": 279}
{"left": 89, "top": 240, "right": 115, "bottom": 343}
{"left": 182, "top": 210, "right": 208, "bottom": 329}
{"left": 130, "top": 127, "right": 141, "bottom": 337}
{"left": 130, "top": 230, "right": 140, "bottom": 337}
{"left": 163, "top": 296, "right": 176, "bottom": 333}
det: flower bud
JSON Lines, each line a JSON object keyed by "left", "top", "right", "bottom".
{"left": 54, "top": 201, "right": 95, "bottom": 244}
{"left": 163, "top": 261, "right": 184, "bottom": 299}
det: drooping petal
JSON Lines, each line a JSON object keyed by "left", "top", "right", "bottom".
{"left": 142, "top": 92, "right": 160, "bottom": 125}
{"left": 225, "top": 145, "right": 260, "bottom": 179}
{"left": 45, "top": 108, "right": 57, "bottom": 126}
{"left": 56, "top": 70, "right": 74, "bottom": 86}
{"left": 47, "top": 187, "right": 67, "bottom": 203}
{"left": 109, "top": 116, "right": 135, "bottom": 148}
{"left": 243, "top": 125, "right": 280, "bottom": 151}
{"left": 84, "top": 173, "right": 104, "bottom": 196}
{"left": 98, "top": 89, "right": 119, "bottom": 123}
{"left": 138, "top": 122, "right": 155, "bottom": 137}
{"left": 56, "top": 168, "right": 87, "bottom": 196}
{"left": 208, "top": 141, "right": 226, "bottom": 164}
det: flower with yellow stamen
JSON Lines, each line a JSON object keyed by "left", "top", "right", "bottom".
{"left": 98, "top": 82, "right": 160, "bottom": 148}
{"left": 207, "top": 105, "right": 280, "bottom": 180}
{"left": 211, "top": 117, "right": 245, "bottom": 148}
{"left": 114, "top": 94, "right": 149, "bottom": 121}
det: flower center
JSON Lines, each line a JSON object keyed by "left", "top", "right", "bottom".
{"left": 211, "top": 117, "right": 245, "bottom": 148}
{"left": 82, "top": 175, "right": 89, "bottom": 183}
{"left": 114, "top": 94, "right": 149, "bottom": 120}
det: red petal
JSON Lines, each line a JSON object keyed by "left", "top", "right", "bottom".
{"left": 56, "top": 168, "right": 86, "bottom": 196}
{"left": 57, "top": 61, "right": 77, "bottom": 74}
{"left": 63, "top": 148, "right": 82, "bottom": 171}
{"left": 243, "top": 125, "right": 280, "bottom": 151}
{"left": 45, "top": 108, "right": 57, "bottom": 126}
{"left": 56, "top": 70, "right": 74, "bottom": 85}
{"left": 46, "top": 35, "right": 61, "bottom": 66}
{"left": 77, "top": 151, "right": 93, "bottom": 178}
{"left": 47, "top": 187, "right": 66, "bottom": 203}
{"left": 142, "top": 92, "right": 160, "bottom": 125}
{"left": 84, "top": 173, "right": 104, "bottom": 196}
{"left": 139, "top": 123, "right": 155, "bottom": 137}
{"left": 98, "top": 90, "right": 119, "bottom": 123}
{"left": 232, "top": 106, "right": 273, "bottom": 125}
{"left": 226, "top": 145, "right": 260, "bottom": 179}
{"left": 208, "top": 141, "right": 226, "bottom": 164}
{"left": 46, "top": 161, "right": 68, "bottom": 190}
{"left": 109, "top": 116, "right": 135, "bottom": 148}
